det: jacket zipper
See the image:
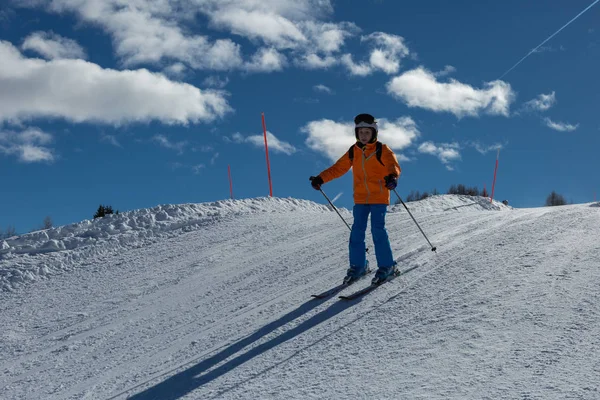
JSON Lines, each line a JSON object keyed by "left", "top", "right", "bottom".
{"left": 361, "top": 149, "right": 376, "bottom": 203}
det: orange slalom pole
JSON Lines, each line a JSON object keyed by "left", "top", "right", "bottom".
{"left": 490, "top": 149, "right": 500, "bottom": 203}
{"left": 261, "top": 112, "right": 273, "bottom": 197}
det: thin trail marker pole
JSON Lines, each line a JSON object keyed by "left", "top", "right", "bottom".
{"left": 490, "top": 149, "right": 500, "bottom": 203}
{"left": 261, "top": 112, "right": 273, "bottom": 197}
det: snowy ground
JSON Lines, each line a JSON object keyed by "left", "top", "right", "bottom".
{"left": 1, "top": 195, "right": 599, "bottom": 399}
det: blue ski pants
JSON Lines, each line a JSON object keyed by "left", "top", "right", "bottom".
{"left": 349, "top": 204, "right": 395, "bottom": 270}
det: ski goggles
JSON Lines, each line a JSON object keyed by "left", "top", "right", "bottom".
{"left": 354, "top": 113, "right": 376, "bottom": 125}
{"left": 355, "top": 121, "right": 378, "bottom": 133}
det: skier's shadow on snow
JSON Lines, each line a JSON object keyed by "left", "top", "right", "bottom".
{"left": 128, "top": 296, "right": 360, "bottom": 400}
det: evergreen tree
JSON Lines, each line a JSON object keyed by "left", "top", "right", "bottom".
{"left": 43, "top": 216, "right": 53, "bottom": 230}
{"left": 545, "top": 191, "right": 567, "bottom": 206}
{"left": 93, "top": 205, "right": 116, "bottom": 219}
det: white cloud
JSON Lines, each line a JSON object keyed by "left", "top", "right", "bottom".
{"left": 341, "top": 54, "right": 372, "bottom": 76}
{"left": 152, "top": 135, "right": 188, "bottom": 153}
{"left": 22, "top": 1, "right": 415, "bottom": 77}
{"left": 210, "top": 152, "right": 219, "bottom": 165}
{"left": 207, "top": 7, "right": 307, "bottom": 49}
{"left": 202, "top": 76, "right": 229, "bottom": 89}
{"left": 434, "top": 65, "right": 456, "bottom": 77}
{"left": 303, "top": 117, "right": 419, "bottom": 162}
{"left": 469, "top": 141, "right": 503, "bottom": 154}
{"left": 303, "top": 119, "right": 354, "bottom": 161}
{"left": 362, "top": 32, "right": 409, "bottom": 74}
{"left": 230, "top": 131, "right": 296, "bottom": 155}
{"left": 163, "top": 62, "right": 187, "bottom": 78}
{"left": 25, "top": 0, "right": 351, "bottom": 73}
{"left": 387, "top": 67, "right": 515, "bottom": 118}
{"left": 418, "top": 141, "right": 461, "bottom": 170}
{"left": 313, "top": 84, "right": 333, "bottom": 94}
{"left": 197, "top": 1, "right": 352, "bottom": 55}
{"left": 300, "top": 21, "right": 357, "bottom": 53}
{"left": 40, "top": 0, "right": 243, "bottom": 70}
{"left": 191, "top": 2, "right": 359, "bottom": 72}
{"left": 544, "top": 117, "right": 578, "bottom": 132}
{"left": 21, "top": 31, "right": 86, "bottom": 60}
{"left": 0, "top": 127, "right": 55, "bottom": 163}
{"left": 298, "top": 53, "right": 338, "bottom": 69}
{"left": 378, "top": 117, "right": 420, "bottom": 150}
{"left": 246, "top": 132, "right": 297, "bottom": 155}
{"left": 338, "top": 32, "right": 411, "bottom": 76}
{"left": 0, "top": 41, "right": 232, "bottom": 125}
{"left": 524, "top": 91, "right": 556, "bottom": 112}
{"left": 244, "top": 48, "right": 287, "bottom": 72}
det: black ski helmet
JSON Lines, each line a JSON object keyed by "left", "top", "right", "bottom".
{"left": 354, "top": 113, "right": 378, "bottom": 143}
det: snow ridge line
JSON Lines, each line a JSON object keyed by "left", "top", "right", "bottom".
{"left": 0, "top": 198, "right": 337, "bottom": 292}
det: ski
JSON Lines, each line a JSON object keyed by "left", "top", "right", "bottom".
{"left": 338, "top": 265, "right": 420, "bottom": 301}
{"left": 311, "top": 268, "right": 373, "bottom": 299}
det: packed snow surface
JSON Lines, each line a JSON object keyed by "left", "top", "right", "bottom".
{"left": 1, "top": 195, "right": 598, "bottom": 399}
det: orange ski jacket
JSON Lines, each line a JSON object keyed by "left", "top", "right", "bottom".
{"left": 318, "top": 141, "right": 401, "bottom": 205}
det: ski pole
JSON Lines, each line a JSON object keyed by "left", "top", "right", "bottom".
{"left": 313, "top": 182, "right": 368, "bottom": 253}
{"left": 318, "top": 188, "right": 351, "bottom": 231}
{"left": 393, "top": 189, "right": 437, "bottom": 252}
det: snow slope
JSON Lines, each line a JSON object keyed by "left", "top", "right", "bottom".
{"left": 1, "top": 195, "right": 598, "bottom": 399}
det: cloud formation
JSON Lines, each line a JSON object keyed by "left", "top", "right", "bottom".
{"left": 418, "top": 141, "right": 461, "bottom": 170}
{"left": 0, "top": 127, "right": 55, "bottom": 163}
{"left": 36, "top": 0, "right": 244, "bottom": 70}
{"left": 468, "top": 141, "right": 503, "bottom": 155}
{"left": 244, "top": 48, "right": 287, "bottom": 72}
{"left": 362, "top": 32, "right": 409, "bottom": 74}
{"left": 543, "top": 118, "right": 578, "bottom": 132}
{"left": 313, "top": 84, "right": 333, "bottom": 94}
{"left": 524, "top": 91, "right": 556, "bottom": 112}
{"left": 0, "top": 41, "right": 232, "bottom": 125}
{"left": 340, "top": 32, "right": 410, "bottom": 76}
{"left": 152, "top": 135, "right": 188, "bottom": 154}
{"left": 387, "top": 67, "right": 515, "bottom": 118}
{"left": 20, "top": 1, "right": 411, "bottom": 77}
{"left": 23, "top": 0, "right": 356, "bottom": 74}
{"left": 231, "top": 132, "right": 297, "bottom": 155}
{"left": 21, "top": 31, "right": 86, "bottom": 60}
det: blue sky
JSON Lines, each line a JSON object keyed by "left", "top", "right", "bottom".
{"left": 1, "top": 0, "right": 599, "bottom": 234}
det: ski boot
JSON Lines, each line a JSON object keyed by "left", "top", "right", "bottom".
{"left": 371, "top": 264, "right": 399, "bottom": 285}
{"left": 343, "top": 261, "right": 370, "bottom": 285}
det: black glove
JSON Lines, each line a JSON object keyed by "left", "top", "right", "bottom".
{"left": 309, "top": 176, "right": 324, "bottom": 190}
{"left": 384, "top": 174, "right": 397, "bottom": 190}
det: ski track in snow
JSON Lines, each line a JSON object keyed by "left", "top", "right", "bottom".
{"left": 1, "top": 196, "right": 599, "bottom": 399}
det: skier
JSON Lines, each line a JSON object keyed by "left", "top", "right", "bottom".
{"left": 310, "top": 113, "right": 401, "bottom": 285}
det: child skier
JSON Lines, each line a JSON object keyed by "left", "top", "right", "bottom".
{"left": 310, "top": 113, "right": 401, "bottom": 285}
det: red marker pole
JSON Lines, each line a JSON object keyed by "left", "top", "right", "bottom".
{"left": 490, "top": 149, "right": 500, "bottom": 203}
{"left": 228, "top": 165, "right": 234, "bottom": 199}
{"left": 262, "top": 112, "right": 273, "bottom": 197}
